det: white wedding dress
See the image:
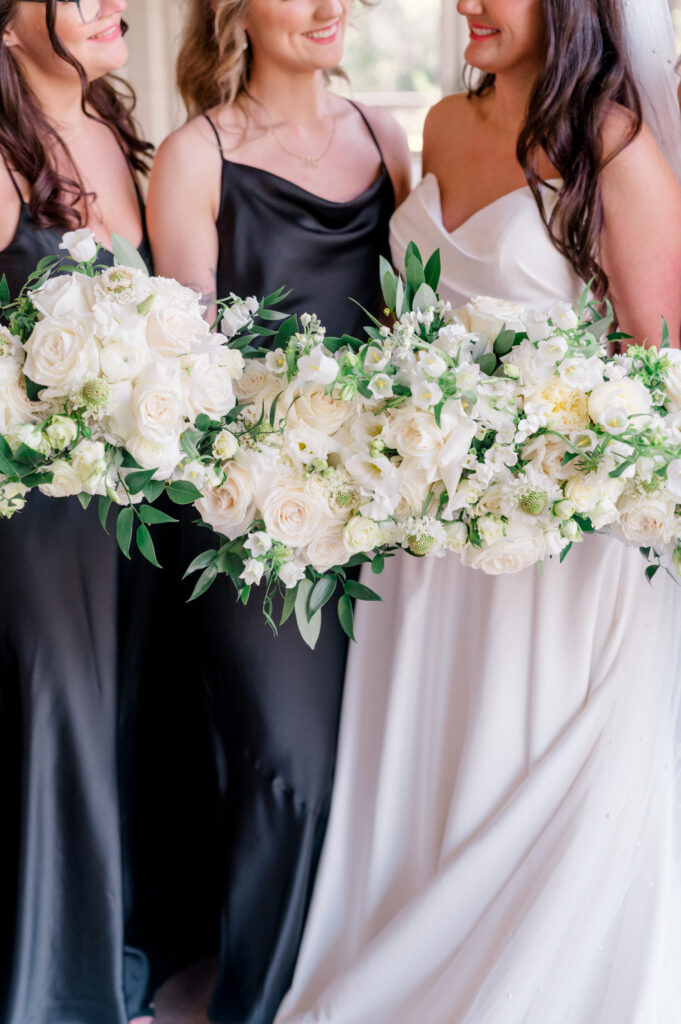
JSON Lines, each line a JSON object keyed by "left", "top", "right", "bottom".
{"left": 275, "top": 174, "right": 681, "bottom": 1024}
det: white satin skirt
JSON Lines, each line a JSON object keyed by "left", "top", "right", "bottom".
{"left": 276, "top": 535, "right": 681, "bottom": 1024}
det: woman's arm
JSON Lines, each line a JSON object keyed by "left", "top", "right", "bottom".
{"left": 147, "top": 118, "right": 222, "bottom": 312}
{"left": 600, "top": 115, "right": 681, "bottom": 348}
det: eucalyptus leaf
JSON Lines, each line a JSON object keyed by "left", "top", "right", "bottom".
{"left": 308, "top": 575, "right": 337, "bottom": 616}
{"left": 111, "top": 233, "right": 149, "bottom": 274}
{"left": 379, "top": 255, "right": 397, "bottom": 310}
{"left": 295, "top": 580, "right": 322, "bottom": 649}
{"left": 412, "top": 282, "right": 438, "bottom": 312}
{"left": 371, "top": 554, "right": 385, "bottom": 575}
{"left": 479, "top": 353, "right": 498, "bottom": 376}
{"left": 493, "top": 329, "right": 517, "bottom": 357}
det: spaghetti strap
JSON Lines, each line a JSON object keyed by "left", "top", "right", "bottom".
{"left": 204, "top": 114, "right": 225, "bottom": 160}
{"left": 346, "top": 99, "right": 387, "bottom": 170}
{"left": 2, "top": 156, "right": 25, "bottom": 204}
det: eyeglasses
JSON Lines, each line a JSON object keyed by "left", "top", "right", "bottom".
{"left": 22, "top": 0, "right": 106, "bottom": 25}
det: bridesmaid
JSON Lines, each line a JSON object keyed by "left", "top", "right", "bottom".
{"left": 146, "top": 0, "right": 410, "bottom": 1021}
{"left": 0, "top": 2, "right": 155, "bottom": 1022}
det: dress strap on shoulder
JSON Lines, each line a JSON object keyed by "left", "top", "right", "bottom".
{"left": 346, "top": 99, "right": 387, "bottom": 170}
{"left": 204, "top": 115, "right": 226, "bottom": 160}
{"left": 2, "top": 155, "right": 25, "bottom": 204}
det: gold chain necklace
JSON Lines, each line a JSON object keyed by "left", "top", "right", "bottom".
{"left": 267, "top": 108, "right": 338, "bottom": 169}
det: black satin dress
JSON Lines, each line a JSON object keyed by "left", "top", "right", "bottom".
{"left": 0, "top": 171, "right": 156, "bottom": 1024}
{"left": 188, "top": 103, "right": 395, "bottom": 1024}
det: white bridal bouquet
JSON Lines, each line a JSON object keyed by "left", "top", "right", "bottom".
{"left": 0, "top": 231, "right": 275, "bottom": 563}
{"left": 184, "top": 244, "right": 681, "bottom": 645}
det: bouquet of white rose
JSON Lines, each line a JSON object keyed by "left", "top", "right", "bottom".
{"left": 185, "top": 243, "right": 681, "bottom": 646}
{"left": 0, "top": 231, "right": 279, "bottom": 564}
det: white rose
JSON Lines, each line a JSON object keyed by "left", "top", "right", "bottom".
{"left": 24, "top": 314, "right": 100, "bottom": 391}
{"left": 59, "top": 229, "right": 97, "bottom": 263}
{"left": 305, "top": 523, "right": 351, "bottom": 573}
{"left": 39, "top": 459, "right": 83, "bottom": 498}
{"left": 0, "top": 378, "right": 39, "bottom": 432}
{"left": 149, "top": 276, "right": 204, "bottom": 308}
{"left": 464, "top": 522, "right": 546, "bottom": 574}
{"left": 234, "top": 360, "right": 277, "bottom": 403}
{"left": 0, "top": 480, "right": 28, "bottom": 517}
{"left": 195, "top": 463, "right": 255, "bottom": 539}
{"left": 443, "top": 520, "right": 468, "bottom": 551}
{"left": 125, "top": 432, "right": 182, "bottom": 479}
{"left": 616, "top": 494, "right": 676, "bottom": 547}
{"left": 180, "top": 355, "right": 236, "bottom": 421}
{"left": 103, "top": 380, "right": 136, "bottom": 445}
{"left": 297, "top": 344, "right": 339, "bottom": 386}
{"left": 261, "top": 479, "right": 324, "bottom": 547}
{"left": 565, "top": 472, "right": 623, "bottom": 514}
{"left": 131, "top": 363, "right": 184, "bottom": 443}
{"left": 458, "top": 296, "right": 526, "bottom": 338}
{"left": 145, "top": 302, "right": 207, "bottom": 357}
{"left": 30, "top": 273, "right": 95, "bottom": 318}
{"left": 394, "top": 463, "right": 432, "bottom": 518}
{"left": 44, "top": 415, "right": 78, "bottom": 450}
{"left": 588, "top": 379, "right": 652, "bottom": 428}
{"left": 286, "top": 383, "right": 351, "bottom": 434}
{"left": 343, "top": 515, "right": 379, "bottom": 554}
{"left": 383, "top": 408, "right": 444, "bottom": 464}
{"left": 71, "top": 439, "right": 108, "bottom": 492}
{"left": 521, "top": 434, "right": 571, "bottom": 481}
{"left": 477, "top": 515, "right": 506, "bottom": 547}
{"left": 213, "top": 429, "right": 239, "bottom": 461}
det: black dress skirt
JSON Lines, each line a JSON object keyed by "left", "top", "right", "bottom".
{"left": 177, "top": 103, "right": 396, "bottom": 1024}
{"left": 0, "top": 183, "right": 157, "bottom": 1024}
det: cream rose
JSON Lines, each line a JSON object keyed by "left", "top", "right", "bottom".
{"left": 588, "top": 379, "right": 652, "bottom": 428}
{"left": 39, "top": 459, "right": 83, "bottom": 498}
{"left": 71, "top": 439, "right": 108, "bottom": 492}
{"left": 521, "top": 434, "right": 571, "bottom": 481}
{"left": 529, "top": 379, "right": 589, "bottom": 432}
{"left": 234, "top": 361, "right": 278, "bottom": 403}
{"left": 146, "top": 303, "right": 207, "bottom": 357}
{"left": 131, "top": 363, "right": 183, "bottom": 443}
{"left": 195, "top": 463, "right": 256, "bottom": 539}
{"left": 125, "top": 432, "right": 182, "bottom": 479}
{"left": 464, "top": 522, "right": 546, "bottom": 575}
{"left": 457, "top": 296, "right": 526, "bottom": 338}
{"left": 261, "top": 479, "right": 324, "bottom": 548}
{"left": 343, "top": 515, "right": 380, "bottom": 554}
{"left": 44, "top": 415, "right": 79, "bottom": 450}
{"left": 24, "top": 315, "right": 100, "bottom": 391}
{"left": 286, "top": 383, "right": 351, "bottom": 435}
{"left": 181, "top": 355, "right": 236, "bottom": 421}
{"left": 0, "top": 480, "right": 28, "bottom": 517}
{"left": 0, "top": 378, "right": 39, "bottom": 432}
{"left": 616, "top": 494, "right": 676, "bottom": 547}
{"left": 564, "top": 472, "right": 623, "bottom": 514}
{"left": 305, "top": 523, "right": 351, "bottom": 573}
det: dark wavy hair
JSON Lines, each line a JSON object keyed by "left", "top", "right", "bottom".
{"left": 466, "top": 0, "right": 642, "bottom": 296}
{"left": 0, "top": 0, "right": 153, "bottom": 231}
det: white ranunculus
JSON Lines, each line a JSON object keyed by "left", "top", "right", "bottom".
{"left": 44, "top": 415, "right": 78, "bottom": 450}
{"left": 131, "top": 362, "right": 184, "bottom": 443}
{"left": 99, "top": 338, "right": 151, "bottom": 382}
{"left": 305, "top": 523, "right": 351, "bottom": 573}
{"left": 0, "top": 480, "right": 28, "bottom": 517}
{"left": 125, "top": 432, "right": 182, "bottom": 479}
{"left": 261, "top": 479, "right": 324, "bottom": 547}
{"left": 39, "top": 459, "right": 82, "bottom": 498}
{"left": 59, "top": 229, "right": 97, "bottom": 263}
{"left": 458, "top": 296, "right": 526, "bottom": 338}
{"left": 343, "top": 515, "right": 379, "bottom": 554}
{"left": 195, "top": 463, "right": 255, "bottom": 539}
{"left": 616, "top": 494, "right": 676, "bottom": 547}
{"left": 24, "top": 314, "right": 100, "bottom": 391}
{"left": 287, "top": 383, "right": 351, "bottom": 434}
{"left": 71, "top": 439, "right": 108, "bottom": 492}
{"left": 588, "top": 379, "right": 652, "bottom": 428}
{"left": 464, "top": 522, "right": 546, "bottom": 575}
{"left": 30, "top": 273, "right": 95, "bottom": 318}
{"left": 297, "top": 345, "right": 339, "bottom": 387}
{"left": 181, "top": 355, "right": 236, "bottom": 421}
{"left": 241, "top": 558, "right": 265, "bottom": 586}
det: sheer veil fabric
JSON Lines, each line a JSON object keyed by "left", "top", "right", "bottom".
{"left": 273, "top": 3, "right": 681, "bottom": 1022}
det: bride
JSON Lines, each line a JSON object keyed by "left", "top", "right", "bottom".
{"left": 274, "top": 0, "right": 681, "bottom": 1022}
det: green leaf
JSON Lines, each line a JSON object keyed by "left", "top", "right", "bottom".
{"left": 188, "top": 564, "right": 218, "bottom": 601}
{"left": 493, "top": 328, "right": 517, "bottom": 357}
{"left": 0, "top": 274, "right": 10, "bottom": 306}
{"left": 111, "top": 233, "right": 149, "bottom": 274}
{"left": 121, "top": 451, "right": 143, "bottom": 469}
{"left": 559, "top": 542, "right": 573, "bottom": 563}
{"left": 308, "top": 575, "right": 337, "bottom": 616}
{"left": 379, "top": 255, "right": 397, "bottom": 310}
{"left": 138, "top": 504, "right": 178, "bottom": 526}
{"left": 405, "top": 254, "right": 426, "bottom": 295}
{"left": 98, "top": 495, "right": 112, "bottom": 533}
{"left": 24, "top": 376, "right": 44, "bottom": 402}
{"left": 646, "top": 564, "right": 660, "bottom": 582}
{"left": 412, "top": 282, "right": 438, "bottom": 312}
{"left": 661, "top": 316, "right": 671, "bottom": 350}
{"left": 269, "top": 390, "right": 285, "bottom": 427}
{"left": 337, "top": 593, "right": 356, "bottom": 642}
{"left": 423, "top": 249, "right": 441, "bottom": 292}
{"left": 195, "top": 414, "right": 211, "bottom": 432}
{"left": 371, "top": 554, "right": 385, "bottom": 574}
{"left": 77, "top": 492, "right": 93, "bottom": 510}
{"left": 404, "top": 240, "right": 423, "bottom": 268}
{"left": 344, "top": 579, "right": 383, "bottom": 602}
{"left": 183, "top": 549, "right": 218, "bottom": 578}
{"left": 479, "top": 353, "right": 498, "bottom": 376}
{"left": 125, "top": 468, "right": 156, "bottom": 494}
{"left": 143, "top": 478, "right": 165, "bottom": 503}
{"left": 181, "top": 429, "right": 203, "bottom": 461}
{"left": 166, "top": 480, "right": 203, "bottom": 504}
{"left": 280, "top": 585, "right": 297, "bottom": 626}
{"left": 257, "top": 307, "right": 290, "bottom": 322}
{"left": 116, "top": 505, "right": 134, "bottom": 559}
{"left": 136, "top": 523, "right": 162, "bottom": 567}
{"left": 19, "top": 470, "right": 52, "bottom": 487}
{"left": 395, "top": 277, "right": 406, "bottom": 318}
{"left": 12, "top": 443, "right": 44, "bottom": 467}
{"left": 274, "top": 315, "right": 299, "bottom": 349}
{"left": 639, "top": 546, "right": 651, "bottom": 560}
{"left": 136, "top": 293, "right": 156, "bottom": 317}
{"left": 295, "top": 579, "right": 322, "bottom": 649}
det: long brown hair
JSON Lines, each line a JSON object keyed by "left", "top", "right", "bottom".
{"left": 466, "top": 0, "right": 642, "bottom": 296}
{"left": 0, "top": 0, "right": 153, "bottom": 231}
{"left": 177, "top": 0, "right": 373, "bottom": 119}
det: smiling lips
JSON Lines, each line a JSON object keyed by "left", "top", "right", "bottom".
{"left": 88, "top": 22, "right": 122, "bottom": 42}
{"left": 303, "top": 20, "right": 341, "bottom": 44}
{"left": 469, "top": 23, "right": 500, "bottom": 41}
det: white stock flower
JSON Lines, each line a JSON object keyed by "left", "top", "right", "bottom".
{"left": 131, "top": 362, "right": 184, "bottom": 443}
{"left": 297, "top": 345, "right": 339, "bottom": 387}
{"left": 195, "top": 463, "right": 256, "bottom": 539}
{"left": 59, "top": 229, "right": 97, "bottom": 263}
{"left": 39, "top": 459, "right": 82, "bottom": 498}
{"left": 261, "top": 479, "right": 325, "bottom": 547}
{"left": 343, "top": 515, "right": 379, "bottom": 553}
{"left": 241, "top": 558, "right": 265, "bottom": 586}
{"left": 24, "top": 314, "right": 100, "bottom": 391}
{"left": 588, "top": 379, "right": 652, "bottom": 429}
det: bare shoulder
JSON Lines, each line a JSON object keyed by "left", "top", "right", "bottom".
{"left": 600, "top": 103, "right": 681, "bottom": 196}
{"left": 423, "top": 92, "right": 472, "bottom": 168}
{"left": 349, "top": 100, "right": 412, "bottom": 204}
{"left": 154, "top": 114, "right": 222, "bottom": 172}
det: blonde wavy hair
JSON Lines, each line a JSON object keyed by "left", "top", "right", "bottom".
{"left": 177, "top": 0, "right": 372, "bottom": 118}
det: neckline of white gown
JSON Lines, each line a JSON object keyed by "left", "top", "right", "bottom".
{"left": 421, "top": 171, "right": 564, "bottom": 238}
